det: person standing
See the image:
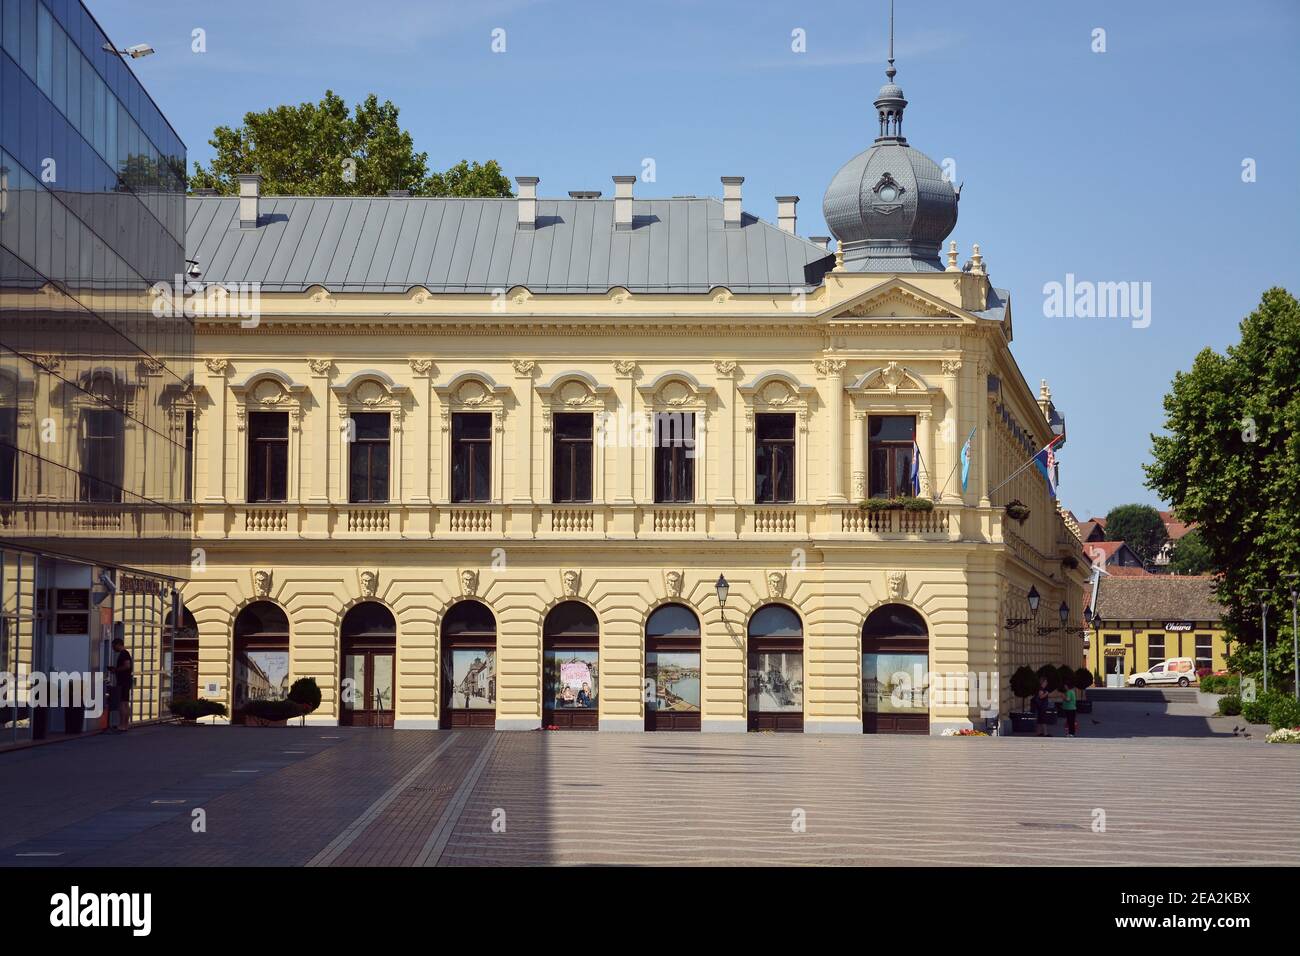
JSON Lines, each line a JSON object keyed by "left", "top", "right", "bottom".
{"left": 1034, "top": 676, "right": 1052, "bottom": 737}
{"left": 1061, "top": 676, "right": 1079, "bottom": 737}
{"left": 112, "top": 637, "right": 133, "bottom": 733}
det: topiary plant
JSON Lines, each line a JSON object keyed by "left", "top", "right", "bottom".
{"left": 1037, "top": 663, "right": 1062, "bottom": 692}
{"left": 1010, "top": 666, "right": 1038, "bottom": 711}
{"left": 288, "top": 676, "right": 322, "bottom": 714}
{"left": 242, "top": 698, "right": 304, "bottom": 723}
{"left": 170, "top": 698, "right": 228, "bottom": 723}
{"left": 288, "top": 676, "right": 322, "bottom": 727}
{"left": 1056, "top": 664, "right": 1075, "bottom": 690}
{"left": 1075, "top": 667, "right": 1094, "bottom": 691}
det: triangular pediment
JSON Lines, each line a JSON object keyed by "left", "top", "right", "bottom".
{"left": 829, "top": 279, "right": 969, "bottom": 322}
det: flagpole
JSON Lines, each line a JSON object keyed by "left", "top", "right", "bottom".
{"left": 935, "top": 427, "right": 977, "bottom": 501}
{"left": 988, "top": 434, "right": 1063, "bottom": 499}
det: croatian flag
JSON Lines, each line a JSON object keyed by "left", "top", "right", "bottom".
{"left": 909, "top": 440, "right": 920, "bottom": 496}
{"left": 1034, "top": 437, "right": 1061, "bottom": 499}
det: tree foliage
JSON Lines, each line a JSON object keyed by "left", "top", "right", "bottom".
{"left": 188, "top": 90, "right": 512, "bottom": 198}
{"left": 1103, "top": 503, "right": 1167, "bottom": 567}
{"left": 1167, "top": 528, "right": 1214, "bottom": 576}
{"left": 1145, "top": 287, "right": 1300, "bottom": 690}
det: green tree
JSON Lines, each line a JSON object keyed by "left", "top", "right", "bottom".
{"left": 1167, "top": 528, "right": 1213, "bottom": 575}
{"left": 188, "top": 91, "right": 512, "bottom": 198}
{"left": 1103, "top": 503, "right": 1167, "bottom": 567}
{"left": 1145, "top": 287, "right": 1300, "bottom": 692}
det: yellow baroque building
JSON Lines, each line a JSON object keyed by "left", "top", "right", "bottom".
{"left": 179, "top": 66, "right": 1089, "bottom": 734}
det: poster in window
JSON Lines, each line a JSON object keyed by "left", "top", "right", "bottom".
{"left": 863, "top": 653, "right": 928, "bottom": 713}
{"left": 646, "top": 651, "right": 701, "bottom": 712}
{"left": 747, "top": 651, "right": 803, "bottom": 712}
{"left": 233, "top": 650, "right": 289, "bottom": 706}
{"left": 450, "top": 649, "right": 496, "bottom": 709}
{"left": 545, "top": 650, "right": 599, "bottom": 709}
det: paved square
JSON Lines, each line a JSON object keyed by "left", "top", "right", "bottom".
{"left": 2, "top": 706, "right": 1297, "bottom": 867}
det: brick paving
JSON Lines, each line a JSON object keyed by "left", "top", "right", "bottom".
{"left": 2, "top": 716, "right": 1297, "bottom": 867}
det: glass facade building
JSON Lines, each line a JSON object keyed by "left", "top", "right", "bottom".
{"left": 1, "top": 0, "right": 191, "bottom": 745}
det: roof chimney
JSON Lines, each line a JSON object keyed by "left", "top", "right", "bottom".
{"left": 612, "top": 175, "right": 636, "bottom": 230}
{"left": 776, "top": 195, "right": 798, "bottom": 234}
{"left": 516, "top": 176, "right": 539, "bottom": 230}
{"left": 721, "top": 176, "right": 743, "bottom": 228}
{"left": 809, "top": 236, "right": 831, "bottom": 251}
{"left": 237, "top": 173, "right": 261, "bottom": 229}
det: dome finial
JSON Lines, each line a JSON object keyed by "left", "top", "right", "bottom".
{"left": 873, "top": 0, "right": 907, "bottom": 142}
{"left": 886, "top": 0, "right": 896, "bottom": 82}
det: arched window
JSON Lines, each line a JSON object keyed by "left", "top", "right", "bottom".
{"left": 543, "top": 602, "right": 599, "bottom": 730}
{"left": 862, "top": 604, "right": 930, "bottom": 734}
{"left": 340, "top": 602, "right": 396, "bottom": 727}
{"left": 645, "top": 604, "right": 701, "bottom": 732}
{"left": 170, "top": 608, "right": 199, "bottom": 704}
{"left": 441, "top": 601, "right": 497, "bottom": 728}
{"left": 746, "top": 604, "right": 803, "bottom": 732}
{"left": 233, "top": 602, "right": 289, "bottom": 722}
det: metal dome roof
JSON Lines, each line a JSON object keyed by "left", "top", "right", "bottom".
{"left": 822, "top": 141, "right": 958, "bottom": 272}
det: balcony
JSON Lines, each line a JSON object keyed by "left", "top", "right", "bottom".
{"left": 196, "top": 500, "right": 983, "bottom": 544}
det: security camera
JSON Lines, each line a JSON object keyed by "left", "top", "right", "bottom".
{"left": 186, "top": 258, "right": 202, "bottom": 279}
{"left": 100, "top": 571, "right": 118, "bottom": 594}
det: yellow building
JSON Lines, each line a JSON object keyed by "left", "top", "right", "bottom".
{"left": 176, "top": 57, "right": 1089, "bottom": 734}
{"left": 1089, "top": 575, "right": 1228, "bottom": 684}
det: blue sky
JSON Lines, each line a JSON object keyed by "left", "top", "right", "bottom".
{"left": 95, "top": 0, "right": 1300, "bottom": 521}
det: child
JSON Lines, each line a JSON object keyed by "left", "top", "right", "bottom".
{"left": 1061, "top": 677, "right": 1078, "bottom": 737}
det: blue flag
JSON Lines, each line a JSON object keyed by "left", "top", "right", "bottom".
{"left": 910, "top": 440, "right": 920, "bottom": 496}
{"left": 1033, "top": 438, "right": 1060, "bottom": 499}
{"left": 959, "top": 428, "right": 976, "bottom": 493}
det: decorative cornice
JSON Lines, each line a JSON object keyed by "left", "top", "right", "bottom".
{"left": 409, "top": 358, "right": 436, "bottom": 376}
{"left": 308, "top": 359, "right": 335, "bottom": 376}
{"left": 814, "top": 358, "right": 848, "bottom": 376}
{"left": 511, "top": 360, "right": 537, "bottom": 376}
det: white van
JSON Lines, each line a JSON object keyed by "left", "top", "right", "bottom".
{"left": 1127, "top": 656, "right": 1197, "bottom": 687}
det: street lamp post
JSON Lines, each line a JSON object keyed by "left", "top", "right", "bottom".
{"left": 1257, "top": 589, "right": 1269, "bottom": 696}
{"left": 1288, "top": 575, "right": 1299, "bottom": 703}
{"left": 715, "top": 574, "right": 729, "bottom": 624}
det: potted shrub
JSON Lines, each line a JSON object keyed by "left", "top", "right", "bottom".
{"left": 241, "top": 698, "right": 303, "bottom": 727}
{"left": 1074, "top": 667, "right": 1094, "bottom": 713}
{"left": 287, "top": 677, "right": 322, "bottom": 727}
{"left": 169, "top": 698, "right": 228, "bottom": 726}
{"left": 1009, "top": 666, "right": 1039, "bottom": 733}
{"left": 1004, "top": 499, "right": 1031, "bottom": 523}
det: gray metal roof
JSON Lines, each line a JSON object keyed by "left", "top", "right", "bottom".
{"left": 186, "top": 196, "right": 834, "bottom": 294}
